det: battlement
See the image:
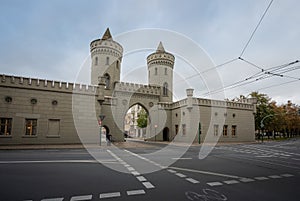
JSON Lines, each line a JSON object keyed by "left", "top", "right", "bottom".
{"left": 90, "top": 39, "right": 123, "bottom": 57}
{"left": 0, "top": 74, "right": 97, "bottom": 95}
{"left": 169, "top": 97, "right": 255, "bottom": 111}
{"left": 114, "top": 82, "right": 160, "bottom": 96}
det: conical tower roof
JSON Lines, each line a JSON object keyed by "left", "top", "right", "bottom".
{"left": 101, "top": 28, "right": 112, "bottom": 40}
{"left": 156, "top": 41, "right": 165, "bottom": 52}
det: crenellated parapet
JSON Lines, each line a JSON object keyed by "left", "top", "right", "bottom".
{"left": 0, "top": 74, "right": 98, "bottom": 95}
{"left": 114, "top": 82, "right": 160, "bottom": 96}
{"left": 169, "top": 97, "right": 255, "bottom": 111}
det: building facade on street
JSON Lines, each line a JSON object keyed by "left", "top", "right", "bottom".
{"left": 0, "top": 28, "right": 257, "bottom": 145}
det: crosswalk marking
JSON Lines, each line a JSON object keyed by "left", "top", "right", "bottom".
{"left": 126, "top": 190, "right": 146, "bottom": 196}
{"left": 207, "top": 182, "right": 223, "bottom": 186}
{"left": 70, "top": 195, "right": 92, "bottom": 201}
{"left": 186, "top": 178, "right": 200, "bottom": 184}
{"left": 142, "top": 182, "right": 155, "bottom": 189}
{"left": 99, "top": 192, "right": 121, "bottom": 199}
{"left": 223, "top": 180, "right": 239, "bottom": 184}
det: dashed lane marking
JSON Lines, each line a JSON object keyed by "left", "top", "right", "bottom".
{"left": 254, "top": 176, "right": 269, "bottom": 180}
{"left": 176, "top": 173, "right": 187, "bottom": 178}
{"left": 268, "top": 175, "right": 282, "bottom": 179}
{"left": 207, "top": 182, "right": 223, "bottom": 187}
{"left": 167, "top": 169, "right": 177, "bottom": 173}
{"left": 172, "top": 157, "right": 192, "bottom": 160}
{"left": 142, "top": 182, "right": 155, "bottom": 189}
{"left": 281, "top": 174, "right": 294, "bottom": 177}
{"left": 186, "top": 178, "right": 200, "bottom": 184}
{"left": 99, "top": 192, "right": 121, "bottom": 199}
{"left": 70, "top": 194, "right": 92, "bottom": 201}
{"left": 223, "top": 180, "right": 240, "bottom": 184}
{"left": 239, "top": 178, "right": 255, "bottom": 183}
{"left": 136, "top": 176, "right": 147, "bottom": 182}
{"left": 41, "top": 198, "right": 64, "bottom": 201}
{"left": 126, "top": 190, "right": 146, "bottom": 196}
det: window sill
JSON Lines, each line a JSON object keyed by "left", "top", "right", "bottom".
{"left": 0, "top": 135, "right": 12, "bottom": 138}
{"left": 22, "top": 135, "right": 37, "bottom": 138}
{"left": 46, "top": 135, "right": 60, "bottom": 138}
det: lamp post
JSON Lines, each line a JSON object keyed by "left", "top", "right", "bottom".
{"left": 99, "top": 114, "right": 105, "bottom": 146}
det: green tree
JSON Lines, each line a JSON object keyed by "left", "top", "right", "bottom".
{"left": 249, "top": 91, "right": 274, "bottom": 131}
{"left": 137, "top": 109, "right": 148, "bottom": 128}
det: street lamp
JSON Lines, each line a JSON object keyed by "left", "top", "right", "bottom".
{"left": 99, "top": 114, "right": 105, "bottom": 146}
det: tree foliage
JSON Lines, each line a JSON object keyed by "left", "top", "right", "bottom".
{"left": 137, "top": 108, "right": 148, "bottom": 128}
{"left": 245, "top": 91, "right": 300, "bottom": 138}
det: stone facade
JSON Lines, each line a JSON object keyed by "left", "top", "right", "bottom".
{"left": 0, "top": 28, "right": 257, "bottom": 145}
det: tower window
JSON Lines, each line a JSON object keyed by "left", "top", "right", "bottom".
{"left": 106, "top": 57, "right": 109, "bottom": 65}
{"left": 104, "top": 73, "right": 110, "bottom": 89}
{"left": 163, "top": 82, "right": 168, "bottom": 96}
{"left": 165, "top": 68, "right": 167, "bottom": 75}
{"left": 155, "top": 68, "right": 158, "bottom": 75}
{"left": 95, "top": 57, "right": 98, "bottom": 65}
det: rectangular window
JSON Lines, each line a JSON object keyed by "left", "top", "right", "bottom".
{"left": 182, "top": 124, "right": 186, "bottom": 135}
{"left": 0, "top": 118, "right": 12, "bottom": 135}
{"left": 48, "top": 119, "right": 60, "bottom": 136}
{"left": 25, "top": 119, "right": 37, "bottom": 136}
{"left": 223, "top": 125, "right": 228, "bottom": 136}
{"left": 155, "top": 68, "right": 158, "bottom": 75}
{"left": 175, "top": 124, "right": 179, "bottom": 135}
{"left": 214, "top": 124, "right": 219, "bottom": 136}
{"left": 106, "top": 57, "right": 109, "bottom": 65}
{"left": 232, "top": 125, "right": 237, "bottom": 137}
{"left": 165, "top": 68, "right": 167, "bottom": 75}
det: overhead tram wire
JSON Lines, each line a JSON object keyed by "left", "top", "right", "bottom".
{"left": 201, "top": 61, "right": 300, "bottom": 97}
{"left": 174, "top": 58, "right": 238, "bottom": 84}
{"left": 239, "top": 0, "right": 274, "bottom": 57}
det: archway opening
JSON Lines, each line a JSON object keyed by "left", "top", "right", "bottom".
{"left": 163, "top": 127, "right": 169, "bottom": 141}
{"left": 124, "top": 104, "right": 149, "bottom": 139}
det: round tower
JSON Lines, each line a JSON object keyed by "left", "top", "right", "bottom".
{"left": 90, "top": 28, "right": 123, "bottom": 93}
{"left": 147, "top": 42, "right": 175, "bottom": 102}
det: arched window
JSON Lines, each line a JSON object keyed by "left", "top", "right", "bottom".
{"left": 155, "top": 68, "right": 158, "bottom": 75}
{"left": 106, "top": 57, "right": 109, "bottom": 65}
{"left": 104, "top": 73, "right": 110, "bottom": 89}
{"left": 95, "top": 57, "right": 98, "bottom": 65}
{"left": 163, "top": 82, "right": 168, "bottom": 96}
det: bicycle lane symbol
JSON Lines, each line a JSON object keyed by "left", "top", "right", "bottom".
{"left": 185, "top": 189, "right": 227, "bottom": 201}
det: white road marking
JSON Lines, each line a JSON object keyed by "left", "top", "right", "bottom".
{"left": 186, "top": 178, "right": 200, "bottom": 184}
{"left": 131, "top": 171, "right": 140, "bottom": 176}
{"left": 126, "top": 190, "right": 146, "bottom": 196}
{"left": 127, "top": 167, "right": 135, "bottom": 171}
{"left": 281, "top": 174, "right": 294, "bottom": 177}
{"left": 142, "top": 182, "right": 155, "bottom": 189}
{"left": 172, "top": 158, "right": 192, "bottom": 160}
{"left": 269, "top": 175, "right": 282, "bottom": 179}
{"left": 240, "top": 178, "right": 255, "bottom": 182}
{"left": 99, "top": 192, "right": 121, "bottom": 199}
{"left": 167, "top": 169, "right": 177, "bottom": 173}
{"left": 136, "top": 176, "right": 147, "bottom": 182}
{"left": 41, "top": 198, "right": 64, "bottom": 201}
{"left": 0, "top": 160, "right": 99, "bottom": 164}
{"left": 254, "top": 177, "right": 269, "bottom": 180}
{"left": 223, "top": 180, "right": 239, "bottom": 184}
{"left": 169, "top": 166, "right": 241, "bottom": 179}
{"left": 207, "top": 182, "right": 223, "bottom": 186}
{"left": 70, "top": 194, "right": 92, "bottom": 201}
{"left": 176, "top": 173, "right": 186, "bottom": 178}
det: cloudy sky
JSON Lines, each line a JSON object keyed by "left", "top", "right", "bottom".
{"left": 0, "top": 0, "right": 299, "bottom": 104}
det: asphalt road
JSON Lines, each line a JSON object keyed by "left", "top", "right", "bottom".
{"left": 0, "top": 139, "right": 299, "bottom": 201}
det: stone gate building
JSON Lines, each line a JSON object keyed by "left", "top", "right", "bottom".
{"left": 0, "top": 28, "right": 257, "bottom": 145}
